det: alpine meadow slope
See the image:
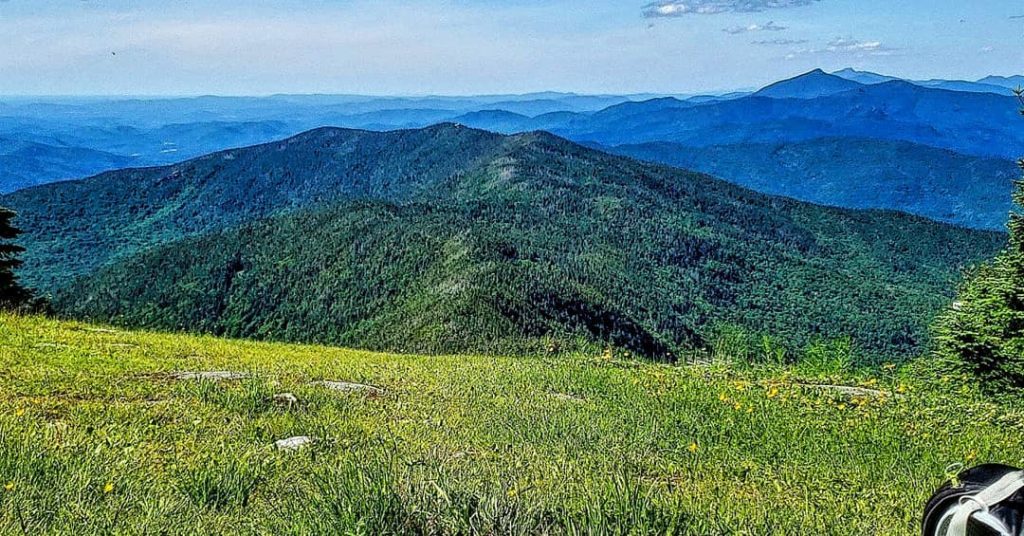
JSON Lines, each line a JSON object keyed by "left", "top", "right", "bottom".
{"left": 3, "top": 125, "right": 1005, "bottom": 361}
{"left": 2, "top": 313, "right": 1022, "bottom": 535}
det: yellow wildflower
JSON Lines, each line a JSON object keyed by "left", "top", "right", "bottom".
{"left": 15, "top": 408, "right": 25, "bottom": 417}
{"left": 688, "top": 442, "right": 699, "bottom": 453}
{"left": 4, "top": 482, "right": 13, "bottom": 492}
{"left": 766, "top": 387, "right": 779, "bottom": 399}
{"left": 104, "top": 482, "right": 114, "bottom": 494}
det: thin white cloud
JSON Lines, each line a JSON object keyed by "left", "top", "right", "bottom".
{"left": 826, "top": 37, "right": 887, "bottom": 53}
{"left": 784, "top": 37, "right": 899, "bottom": 59}
{"left": 753, "top": 38, "right": 808, "bottom": 45}
{"left": 643, "top": 0, "right": 819, "bottom": 17}
{"left": 723, "top": 21, "right": 787, "bottom": 34}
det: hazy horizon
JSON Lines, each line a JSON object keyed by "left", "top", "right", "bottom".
{"left": 2, "top": 0, "right": 1022, "bottom": 96}
{"left": 0, "top": 67, "right": 1020, "bottom": 100}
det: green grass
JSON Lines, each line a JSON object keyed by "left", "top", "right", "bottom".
{"left": 1, "top": 313, "right": 1021, "bottom": 534}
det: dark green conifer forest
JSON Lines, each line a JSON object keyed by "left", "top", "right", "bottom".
{"left": 938, "top": 89, "right": 1024, "bottom": 390}
{"left": 3, "top": 126, "right": 1003, "bottom": 362}
{"left": 0, "top": 206, "right": 31, "bottom": 309}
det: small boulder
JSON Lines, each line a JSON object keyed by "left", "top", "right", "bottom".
{"left": 310, "top": 381, "right": 384, "bottom": 395}
{"left": 799, "top": 383, "right": 894, "bottom": 399}
{"left": 274, "top": 436, "right": 312, "bottom": 451}
{"left": 171, "top": 371, "right": 250, "bottom": 381}
{"left": 273, "top": 393, "right": 299, "bottom": 405}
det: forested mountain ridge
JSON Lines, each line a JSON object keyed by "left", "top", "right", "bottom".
{"left": 3, "top": 125, "right": 509, "bottom": 289}
{"left": 4, "top": 125, "right": 1005, "bottom": 360}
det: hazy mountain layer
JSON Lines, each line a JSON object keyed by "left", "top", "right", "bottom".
{"left": 609, "top": 137, "right": 1018, "bottom": 231}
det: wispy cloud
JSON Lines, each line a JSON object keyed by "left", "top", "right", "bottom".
{"left": 723, "top": 21, "right": 787, "bottom": 34}
{"left": 825, "top": 37, "right": 895, "bottom": 55}
{"left": 784, "top": 37, "right": 899, "bottom": 59}
{"left": 1010, "top": 14, "right": 1024, "bottom": 19}
{"left": 980, "top": 45, "right": 995, "bottom": 53}
{"left": 753, "top": 38, "right": 808, "bottom": 45}
{"left": 643, "top": 0, "right": 819, "bottom": 17}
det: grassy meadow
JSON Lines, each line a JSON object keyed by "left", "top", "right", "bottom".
{"left": 1, "top": 313, "right": 1021, "bottom": 534}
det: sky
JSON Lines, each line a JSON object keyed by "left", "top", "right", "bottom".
{"left": 0, "top": 0, "right": 1022, "bottom": 96}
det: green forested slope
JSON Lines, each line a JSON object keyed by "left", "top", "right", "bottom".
{"left": 9, "top": 125, "right": 1002, "bottom": 361}
{"left": 2, "top": 125, "right": 509, "bottom": 290}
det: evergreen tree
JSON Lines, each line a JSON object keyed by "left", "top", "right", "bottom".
{"left": 938, "top": 88, "right": 1024, "bottom": 391}
{"left": 0, "top": 206, "right": 32, "bottom": 309}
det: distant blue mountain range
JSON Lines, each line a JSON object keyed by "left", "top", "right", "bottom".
{"left": 832, "top": 68, "right": 1021, "bottom": 95}
{"left": 605, "top": 137, "right": 1018, "bottom": 231}
{"left": 1, "top": 69, "right": 1021, "bottom": 230}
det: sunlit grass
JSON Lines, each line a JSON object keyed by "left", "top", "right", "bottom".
{"left": 0, "top": 313, "right": 1020, "bottom": 534}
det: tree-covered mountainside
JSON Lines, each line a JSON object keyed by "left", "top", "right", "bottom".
{"left": 3, "top": 125, "right": 511, "bottom": 289}
{"left": 3, "top": 125, "right": 1005, "bottom": 360}
{"left": 608, "top": 137, "right": 1018, "bottom": 230}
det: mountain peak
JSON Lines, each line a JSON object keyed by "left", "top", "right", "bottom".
{"left": 977, "top": 75, "right": 1024, "bottom": 89}
{"left": 754, "top": 69, "right": 864, "bottom": 99}
{"left": 830, "top": 68, "right": 901, "bottom": 85}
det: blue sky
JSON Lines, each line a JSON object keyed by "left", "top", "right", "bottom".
{"left": 0, "top": 0, "right": 1021, "bottom": 96}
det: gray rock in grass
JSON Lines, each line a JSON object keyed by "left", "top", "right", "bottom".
{"left": 274, "top": 436, "right": 313, "bottom": 451}
{"left": 273, "top": 393, "right": 299, "bottom": 405}
{"left": 799, "top": 384, "right": 893, "bottom": 398}
{"left": 171, "top": 371, "right": 250, "bottom": 381}
{"left": 310, "top": 381, "right": 384, "bottom": 395}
